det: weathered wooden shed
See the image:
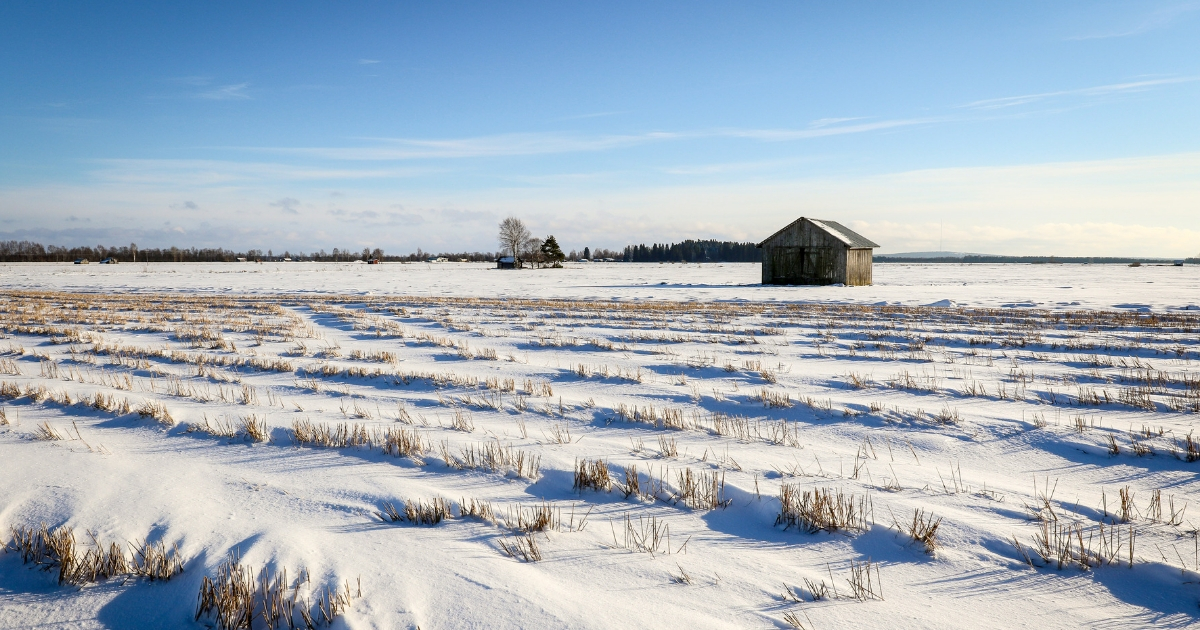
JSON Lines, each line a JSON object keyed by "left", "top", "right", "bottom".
{"left": 757, "top": 218, "right": 879, "bottom": 286}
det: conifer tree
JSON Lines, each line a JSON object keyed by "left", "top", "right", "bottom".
{"left": 541, "top": 235, "right": 565, "bottom": 265}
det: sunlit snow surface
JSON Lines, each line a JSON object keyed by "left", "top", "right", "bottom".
{"left": 0, "top": 262, "right": 1198, "bottom": 629}
{"left": 1, "top": 261, "right": 1197, "bottom": 311}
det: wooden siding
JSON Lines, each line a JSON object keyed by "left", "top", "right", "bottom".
{"left": 846, "top": 248, "right": 873, "bottom": 286}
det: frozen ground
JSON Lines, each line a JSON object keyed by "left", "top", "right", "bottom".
{"left": 0, "top": 261, "right": 1197, "bottom": 311}
{"left": 0, "top": 267, "right": 1199, "bottom": 629}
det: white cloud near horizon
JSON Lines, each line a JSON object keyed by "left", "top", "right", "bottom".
{"left": 2, "top": 152, "right": 1198, "bottom": 256}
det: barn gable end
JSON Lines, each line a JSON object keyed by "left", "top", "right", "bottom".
{"left": 756, "top": 218, "right": 878, "bottom": 286}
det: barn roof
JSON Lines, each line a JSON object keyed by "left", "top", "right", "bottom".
{"left": 757, "top": 218, "right": 879, "bottom": 249}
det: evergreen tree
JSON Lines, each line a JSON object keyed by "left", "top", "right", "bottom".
{"left": 540, "top": 235, "right": 565, "bottom": 265}
{"left": 583, "top": 246, "right": 591, "bottom": 260}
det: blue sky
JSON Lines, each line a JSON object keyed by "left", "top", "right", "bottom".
{"left": 2, "top": 1, "right": 1198, "bottom": 256}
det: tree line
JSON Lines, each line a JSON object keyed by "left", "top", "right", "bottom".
{"left": 0, "top": 241, "right": 394, "bottom": 263}
{"left": 622, "top": 239, "right": 759, "bottom": 262}
{"left": 0, "top": 241, "right": 466, "bottom": 263}
{"left": 0, "top": 237, "right": 761, "bottom": 264}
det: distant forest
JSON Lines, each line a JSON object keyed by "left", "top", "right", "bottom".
{"left": 0, "top": 239, "right": 760, "bottom": 263}
{"left": 622, "top": 240, "right": 759, "bottom": 262}
{"left": 0, "top": 241, "right": 501, "bottom": 263}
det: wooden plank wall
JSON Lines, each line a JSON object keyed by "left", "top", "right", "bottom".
{"left": 846, "top": 248, "right": 873, "bottom": 286}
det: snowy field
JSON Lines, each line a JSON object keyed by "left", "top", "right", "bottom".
{"left": 1, "top": 264, "right": 1199, "bottom": 629}
{"left": 0, "top": 260, "right": 1197, "bottom": 311}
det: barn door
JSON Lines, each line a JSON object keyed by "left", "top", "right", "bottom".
{"left": 805, "top": 247, "right": 835, "bottom": 283}
{"left": 770, "top": 246, "right": 835, "bottom": 284}
{"left": 770, "top": 247, "right": 806, "bottom": 284}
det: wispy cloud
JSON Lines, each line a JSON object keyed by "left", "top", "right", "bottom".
{"left": 248, "top": 132, "right": 681, "bottom": 160}
{"left": 89, "top": 159, "right": 437, "bottom": 186}
{"left": 720, "top": 118, "right": 935, "bottom": 141}
{"left": 198, "top": 83, "right": 251, "bottom": 100}
{"left": 961, "top": 77, "right": 1197, "bottom": 110}
{"left": 555, "top": 111, "right": 625, "bottom": 121}
{"left": 328, "top": 206, "right": 493, "bottom": 226}
{"left": 241, "top": 119, "right": 930, "bottom": 161}
{"left": 358, "top": 59, "right": 381, "bottom": 65}
{"left": 808, "top": 117, "right": 866, "bottom": 128}
{"left": 660, "top": 157, "right": 816, "bottom": 176}
{"left": 1068, "top": 1, "right": 1200, "bottom": 40}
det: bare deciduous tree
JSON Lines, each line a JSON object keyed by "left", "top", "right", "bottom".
{"left": 498, "top": 217, "right": 532, "bottom": 262}
{"left": 522, "top": 236, "right": 544, "bottom": 268}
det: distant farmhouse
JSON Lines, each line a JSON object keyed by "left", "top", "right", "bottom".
{"left": 757, "top": 218, "right": 879, "bottom": 286}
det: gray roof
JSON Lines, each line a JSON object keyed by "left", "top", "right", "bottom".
{"left": 757, "top": 218, "right": 880, "bottom": 249}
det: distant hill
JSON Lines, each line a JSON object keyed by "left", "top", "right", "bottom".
{"left": 882, "top": 251, "right": 995, "bottom": 259}
{"left": 876, "top": 252, "right": 1189, "bottom": 264}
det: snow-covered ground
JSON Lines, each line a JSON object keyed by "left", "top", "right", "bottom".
{"left": 1, "top": 265, "right": 1199, "bottom": 629}
{"left": 1, "top": 261, "right": 1197, "bottom": 311}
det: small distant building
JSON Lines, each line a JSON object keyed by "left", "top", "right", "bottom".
{"left": 757, "top": 218, "right": 879, "bottom": 286}
{"left": 496, "top": 256, "right": 517, "bottom": 269}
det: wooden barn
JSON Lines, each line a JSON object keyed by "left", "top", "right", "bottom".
{"left": 757, "top": 218, "right": 879, "bottom": 286}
